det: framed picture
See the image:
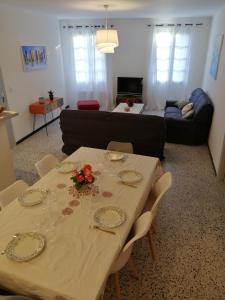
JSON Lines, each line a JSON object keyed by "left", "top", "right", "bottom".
{"left": 21, "top": 46, "right": 47, "bottom": 71}
{"left": 210, "top": 34, "right": 224, "bottom": 80}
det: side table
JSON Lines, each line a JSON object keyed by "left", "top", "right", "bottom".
{"left": 29, "top": 97, "right": 63, "bottom": 135}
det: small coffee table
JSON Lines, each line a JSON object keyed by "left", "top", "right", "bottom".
{"left": 112, "top": 103, "right": 144, "bottom": 114}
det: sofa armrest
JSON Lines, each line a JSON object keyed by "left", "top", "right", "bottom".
{"left": 165, "top": 100, "right": 177, "bottom": 108}
{"left": 165, "top": 117, "right": 196, "bottom": 144}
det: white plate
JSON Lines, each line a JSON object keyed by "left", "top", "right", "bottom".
{"left": 94, "top": 206, "right": 127, "bottom": 229}
{"left": 18, "top": 189, "right": 48, "bottom": 207}
{"left": 106, "top": 152, "right": 125, "bottom": 161}
{"left": 118, "top": 170, "right": 143, "bottom": 184}
{"left": 56, "top": 161, "right": 77, "bottom": 173}
{"left": 4, "top": 232, "right": 45, "bottom": 262}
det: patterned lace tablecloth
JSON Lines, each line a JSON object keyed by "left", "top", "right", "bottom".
{"left": 0, "top": 147, "right": 159, "bottom": 300}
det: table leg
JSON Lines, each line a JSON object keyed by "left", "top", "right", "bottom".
{"left": 33, "top": 115, "right": 36, "bottom": 132}
{"left": 43, "top": 114, "right": 48, "bottom": 136}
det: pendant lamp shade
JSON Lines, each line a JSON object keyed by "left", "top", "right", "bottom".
{"left": 99, "top": 46, "right": 115, "bottom": 53}
{"left": 96, "top": 29, "right": 119, "bottom": 50}
{"left": 96, "top": 5, "right": 119, "bottom": 54}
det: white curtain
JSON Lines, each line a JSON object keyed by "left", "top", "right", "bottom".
{"left": 145, "top": 25, "right": 193, "bottom": 110}
{"left": 60, "top": 25, "right": 113, "bottom": 110}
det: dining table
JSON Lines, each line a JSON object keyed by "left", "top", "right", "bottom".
{"left": 0, "top": 146, "right": 159, "bottom": 300}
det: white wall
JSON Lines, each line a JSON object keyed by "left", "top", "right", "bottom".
{"left": 110, "top": 19, "right": 150, "bottom": 99}
{"left": 203, "top": 5, "right": 225, "bottom": 177}
{"left": 60, "top": 17, "right": 211, "bottom": 106}
{"left": 0, "top": 5, "right": 65, "bottom": 142}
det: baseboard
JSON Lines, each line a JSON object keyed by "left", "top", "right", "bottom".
{"left": 207, "top": 143, "right": 217, "bottom": 176}
{"left": 16, "top": 116, "right": 59, "bottom": 145}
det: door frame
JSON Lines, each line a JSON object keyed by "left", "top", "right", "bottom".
{"left": 218, "top": 133, "right": 225, "bottom": 181}
{"left": 0, "top": 66, "right": 16, "bottom": 147}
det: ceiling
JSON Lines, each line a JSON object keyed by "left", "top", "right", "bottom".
{"left": 0, "top": 0, "right": 225, "bottom": 19}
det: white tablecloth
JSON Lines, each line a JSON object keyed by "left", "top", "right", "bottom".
{"left": 0, "top": 147, "right": 158, "bottom": 300}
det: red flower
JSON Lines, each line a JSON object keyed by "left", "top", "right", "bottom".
{"left": 85, "top": 175, "right": 94, "bottom": 183}
{"left": 76, "top": 175, "right": 84, "bottom": 183}
{"left": 83, "top": 164, "right": 92, "bottom": 176}
{"left": 72, "top": 170, "right": 78, "bottom": 177}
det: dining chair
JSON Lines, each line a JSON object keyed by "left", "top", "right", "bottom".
{"left": 35, "top": 154, "right": 59, "bottom": 178}
{"left": 107, "top": 211, "right": 153, "bottom": 300}
{"left": 0, "top": 180, "right": 29, "bottom": 210}
{"left": 107, "top": 141, "right": 134, "bottom": 154}
{"left": 145, "top": 172, "right": 172, "bottom": 260}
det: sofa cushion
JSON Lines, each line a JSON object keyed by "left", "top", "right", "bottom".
{"left": 189, "top": 88, "right": 204, "bottom": 104}
{"left": 164, "top": 111, "right": 181, "bottom": 119}
{"left": 175, "top": 100, "right": 189, "bottom": 109}
{"left": 182, "top": 109, "right": 194, "bottom": 119}
{"left": 181, "top": 103, "right": 193, "bottom": 115}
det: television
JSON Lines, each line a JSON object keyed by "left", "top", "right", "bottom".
{"left": 117, "top": 77, "right": 143, "bottom": 95}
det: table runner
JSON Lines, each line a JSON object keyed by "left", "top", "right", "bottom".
{"left": 0, "top": 147, "right": 158, "bottom": 300}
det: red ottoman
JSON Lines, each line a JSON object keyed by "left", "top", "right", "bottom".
{"left": 77, "top": 100, "right": 100, "bottom": 110}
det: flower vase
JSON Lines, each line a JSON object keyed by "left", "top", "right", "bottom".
{"left": 127, "top": 99, "right": 134, "bottom": 107}
{"left": 76, "top": 184, "right": 91, "bottom": 195}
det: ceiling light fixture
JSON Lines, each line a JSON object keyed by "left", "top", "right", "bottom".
{"left": 96, "top": 5, "right": 119, "bottom": 54}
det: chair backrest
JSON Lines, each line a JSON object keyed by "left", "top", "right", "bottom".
{"left": 107, "top": 141, "right": 134, "bottom": 154}
{"left": 0, "top": 180, "right": 29, "bottom": 209}
{"left": 110, "top": 211, "right": 153, "bottom": 274}
{"left": 35, "top": 154, "right": 59, "bottom": 178}
{"left": 150, "top": 172, "right": 172, "bottom": 219}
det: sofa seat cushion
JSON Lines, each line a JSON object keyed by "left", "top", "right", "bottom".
{"left": 165, "top": 111, "right": 181, "bottom": 119}
{"left": 165, "top": 107, "right": 180, "bottom": 114}
{"left": 165, "top": 106, "right": 181, "bottom": 119}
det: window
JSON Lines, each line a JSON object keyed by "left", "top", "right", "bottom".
{"left": 73, "top": 34, "right": 106, "bottom": 84}
{"left": 155, "top": 30, "right": 190, "bottom": 83}
{"left": 172, "top": 33, "right": 189, "bottom": 83}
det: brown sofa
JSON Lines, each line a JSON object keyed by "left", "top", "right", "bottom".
{"left": 60, "top": 110, "right": 166, "bottom": 159}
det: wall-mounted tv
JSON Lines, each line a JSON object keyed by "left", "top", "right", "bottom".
{"left": 117, "top": 77, "right": 143, "bottom": 95}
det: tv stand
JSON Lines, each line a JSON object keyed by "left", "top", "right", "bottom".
{"left": 116, "top": 94, "right": 143, "bottom": 106}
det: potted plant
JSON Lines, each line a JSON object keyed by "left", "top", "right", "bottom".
{"left": 48, "top": 90, "right": 54, "bottom": 101}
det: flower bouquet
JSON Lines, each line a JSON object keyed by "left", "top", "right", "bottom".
{"left": 70, "top": 164, "right": 95, "bottom": 191}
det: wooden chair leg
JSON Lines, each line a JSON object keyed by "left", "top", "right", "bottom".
{"left": 113, "top": 272, "right": 121, "bottom": 300}
{"left": 127, "top": 257, "right": 139, "bottom": 279}
{"left": 147, "top": 230, "right": 156, "bottom": 260}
